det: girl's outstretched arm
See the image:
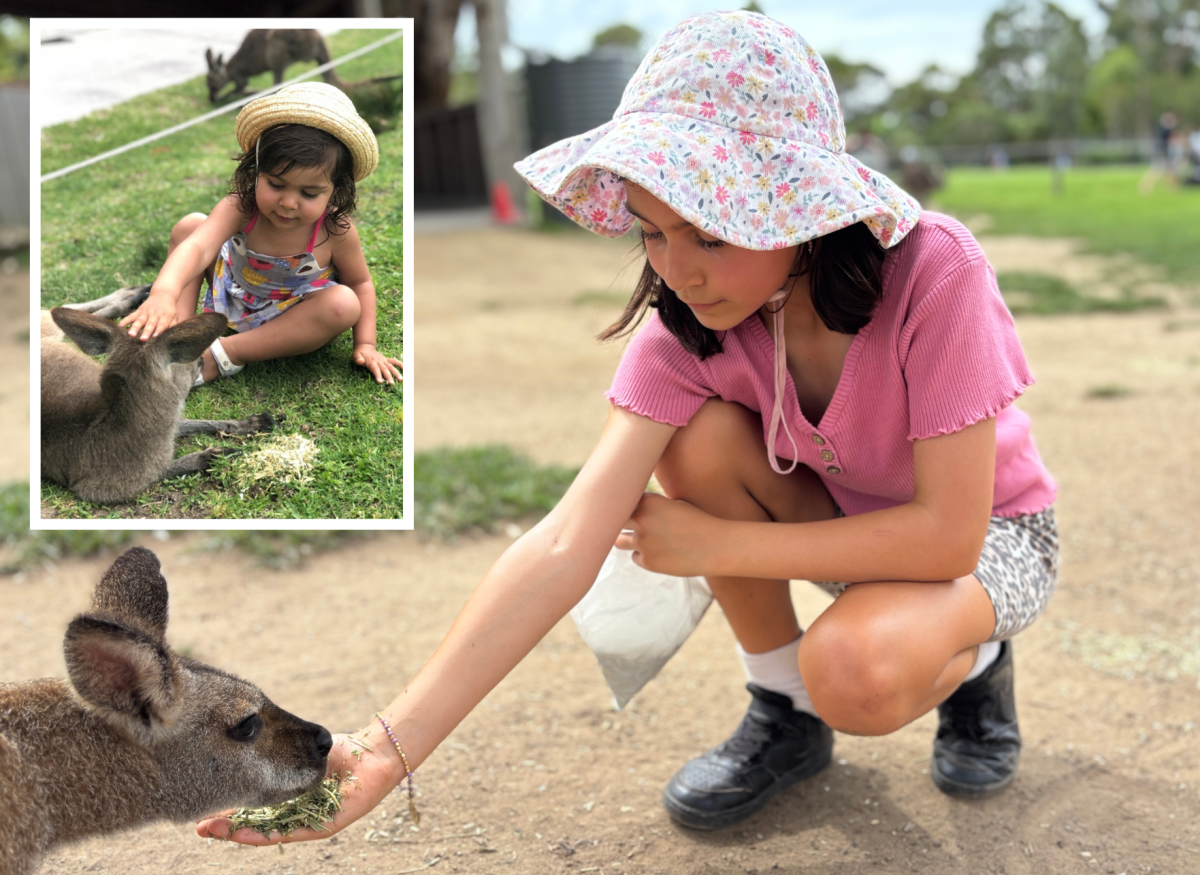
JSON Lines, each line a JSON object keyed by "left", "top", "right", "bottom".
{"left": 332, "top": 223, "right": 402, "bottom": 385}
{"left": 197, "top": 406, "right": 678, "bottom": 844}
{"left": 119, "top": 196, "right": 245, "bottom": 340}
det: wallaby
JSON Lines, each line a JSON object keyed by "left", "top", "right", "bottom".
{"left": 0, "top": 547, "right": 333, "bottom": 875}
{"left": 41, "top": 285, "right": 279, "bottom": 505}
{"left": 206, "top": 29, "right": 343, "bottom": 103}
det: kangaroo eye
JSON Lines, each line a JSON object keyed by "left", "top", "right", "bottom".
{"left": 228, "top": 714, "right": 263, "bottom": 742}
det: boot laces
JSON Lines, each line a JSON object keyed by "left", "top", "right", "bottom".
{"left": 718, "top": 713, "right": 777, "bottom": 763}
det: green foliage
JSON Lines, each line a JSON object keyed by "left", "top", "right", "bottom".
{"left": 861, "top": 0, "right": 1200, "bottom": 146}
{"left": 823, "top": 54, "right": 887, "bottom": 125}
{"left": 934, "top": 165, "right": 1200, "bottom": 282}
{"left": 592, "top": 23, "right": 643, "bottom": 51}
{"left": 974, "top": 1, "right": 1091, "bottom": 137}
{"left": 38, "top": 29, "right": 405, "bottom": 520}
{"left": 0, "top": 482, "right": 133, "bottom": 572}
{"left": 199, "top": 530, "right": 367, "bottom": 568}
{"left": 0, "top": 15, "right": 28, "bottom": 81}
{"left": 995, "top": 271, "right": 1165, "bottom": 315}
{"left": 1085, "top": 45, "right": 1142, "bottom": 137}
{"left": 415, "top": 445, "right": 578, "bottom": 539}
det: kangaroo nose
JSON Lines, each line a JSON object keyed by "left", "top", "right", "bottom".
{"left": 315, "top": 727, "right": 333, "bottom": 758}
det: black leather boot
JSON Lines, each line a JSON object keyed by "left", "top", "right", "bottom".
{"left": 662, "top": 684, "right": 833, "bottom": 830}
{"left": 932, "top": 640, "right": 1021, "bottom": 798}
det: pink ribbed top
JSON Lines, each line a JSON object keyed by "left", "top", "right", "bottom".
{"left": 606, "top": 212, "right": 1056, "bottom": 518}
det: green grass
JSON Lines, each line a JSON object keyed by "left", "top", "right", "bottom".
{"left": 933, "top": 166, "right": 1200, "bottom": 284}
{"left": 1, "top": 482, "right": 134, "bottom": 572}
{"left": 995, "top": 271, "right": 1166, "bottom": 316}
{"left": 39, "top": 29, "right": 405, "bottom": 520}
{"left": 1086, "top": 383, "right": 1134, "bottom": 399}
{"left": 415, "top": 445, "right": 579, "bottom": 539}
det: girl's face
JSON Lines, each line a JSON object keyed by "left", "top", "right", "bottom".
{"left": 624, "top": 183, "right": 799, "bottom": 331}
{"left": 255, "top": 163, "right": 334, "bottom": 231}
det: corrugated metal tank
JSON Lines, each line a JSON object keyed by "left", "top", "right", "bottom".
{"left": 525, "top": 45, "right": 642, "bottom": 151}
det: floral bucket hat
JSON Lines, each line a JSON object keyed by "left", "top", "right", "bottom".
{"left": 515, "top": 10, "right": 920, "bottom": 251}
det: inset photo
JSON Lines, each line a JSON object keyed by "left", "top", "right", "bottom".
{"left": 31, "top": 19, "right": 412, "bottom": 528}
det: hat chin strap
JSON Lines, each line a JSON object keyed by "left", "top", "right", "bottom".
{"left": 766, "top": 289, "right": 799, "bottom": 475}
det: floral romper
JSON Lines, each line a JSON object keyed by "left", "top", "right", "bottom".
{"left": 202, "top": 210, "right": 338, "bottom": 332}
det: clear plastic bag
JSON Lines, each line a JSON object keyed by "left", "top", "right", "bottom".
{"left": 570, "top": 546, "right": 713, "bottom": 710}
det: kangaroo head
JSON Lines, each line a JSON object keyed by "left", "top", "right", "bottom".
{"left": 63, "top": 547, "right": 332, "bottom": 820}
{"left": 205, "top": 48, "right": 229, "bottom": 102}
{"left": 51, "top": 308, "right": 227, "bottom": 410}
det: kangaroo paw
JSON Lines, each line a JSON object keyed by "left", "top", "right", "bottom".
{"left": 201, "top": 446, "right": 243, "bottom": 466}
{"left": 246, "top": 411, "right": 283, "bottom": 432}
{"left": 63, "top": 285, "right": 153, "bottom": 319}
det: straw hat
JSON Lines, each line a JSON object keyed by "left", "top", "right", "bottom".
{"left": 235, "top": 82, "right": 379, "bottom": 182}
{"left": 516, "top": 11, "right": 920, "bottom": 251}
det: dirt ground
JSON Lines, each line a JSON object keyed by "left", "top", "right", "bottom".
{"left": 4, "top": 227, "right": 1200, "bottom": 875}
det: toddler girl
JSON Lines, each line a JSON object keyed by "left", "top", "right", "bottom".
{"left": 200, "top": 10, "right": 1057, "bottom": 843}
{"left": 120, "top": 82, "right": 401, "bottom": 385}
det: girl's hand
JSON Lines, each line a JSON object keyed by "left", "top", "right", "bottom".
{"left": 352, "top": 343, "right": 402, "bottom": 385}
{"left": 615, "top": 492, "right": 721, "bottom": 577}
{"left": 117, "top": 291, "right": 179, "bottom": 340}
{"left": 195, "top": 730, "right": 402, "bottom": 845}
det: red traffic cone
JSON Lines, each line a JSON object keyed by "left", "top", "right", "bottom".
{"left": 491, "top": 181, "right": 521, "bottom": 225}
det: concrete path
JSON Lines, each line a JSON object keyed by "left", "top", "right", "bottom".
{"left": 37, "top": 26, "right": 339, "bottom": 128}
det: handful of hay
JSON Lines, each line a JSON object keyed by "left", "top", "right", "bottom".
{"left": 227, "top": 777, "right": 344, "bottom": 838}
{"left": 235, "top": 433, "right": 318, "bottom": 487}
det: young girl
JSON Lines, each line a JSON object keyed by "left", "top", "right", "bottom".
{"left": 120, "top": 82, "right": 402, "bottom": 386}
{"left": 199, "top": 11, "right": 1057, "bottom": 842}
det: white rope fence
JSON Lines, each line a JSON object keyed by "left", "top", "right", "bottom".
{"left": 40, "top": 29, "right": 403, "bottom": 184}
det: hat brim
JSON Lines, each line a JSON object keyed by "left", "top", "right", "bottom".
{"left": 516, "top": 112, "right": 920, "bottom": 251}
{"left": 236, "top": 84, "right": 380, "bottom": 182}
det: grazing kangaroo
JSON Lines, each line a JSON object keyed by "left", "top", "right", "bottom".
{"left": 41, "top": 285, "right": 279, "bottom": 504}
{"left": 206, "top": 29, "right": 343, "bottom": 103}
{"left": 0, "top": 547, "right": 333, "bottom": 875}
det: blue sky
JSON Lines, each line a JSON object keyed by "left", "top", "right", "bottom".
{"left": 466, "top": 0, "right": 1107, "bottom": 85}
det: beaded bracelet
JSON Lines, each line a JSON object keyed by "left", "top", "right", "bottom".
{"left": 375, "top": 712, "right": 420, "bottom": 825}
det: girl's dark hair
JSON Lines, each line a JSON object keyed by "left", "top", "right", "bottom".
{"left": 230, "top": 124, "right": 357, "bottom": 238}
{"left": 599, "top": 220, "right": 892, "bottom": 360}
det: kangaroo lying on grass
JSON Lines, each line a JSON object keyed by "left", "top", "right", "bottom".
{"left": 0, "top": 547, "right": 333, "bottom": 875}
{"left": 206, "top": 29, "right": 342, "bottom": 103}
{"left": 41, "top": 285, "right": 279, "bottom": 504}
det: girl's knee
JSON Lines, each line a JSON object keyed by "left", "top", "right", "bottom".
{"left": 657, "top": 399, "right": 759, "bottom": 495}
{"left": 317, "top": 285, "right": 360, "bottom": 330}
{"left": 799, "top": 615, "right": 911, "bottom": 736}
{"left": 170, "top": 213, "right": 208, "bottom": 247}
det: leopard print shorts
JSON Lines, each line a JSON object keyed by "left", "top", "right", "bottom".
{"left": 810, "top": 507, "right": 1059, "bottom": 641}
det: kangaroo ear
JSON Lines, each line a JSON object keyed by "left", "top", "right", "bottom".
{"left": 51, "top": 307, "right": 124, "bottom": 357}
{"left": 150, "top": 313, "right": 227, "bottom": 365}
{"left": 91, "top": 547, "right": 170, "bottom": 641}
{"left": 206, "top": 47, "right": 214, "bottom": 68}
{"left": 64, "top": 615, "right": 182, "bottom": 739}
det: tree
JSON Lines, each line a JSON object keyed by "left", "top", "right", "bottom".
{"left": 0, "top": 15, "right": 28, "bottom": 81}
{"left": 973, "top": 1, "right": 1092, "bottom": 138}
{"left": 397, "top": 0, "right": 467, "bottom": 112}
{"left": 1085, "top": 44, "right": 1142, "bottom": 136}
{"left": 1098, "top": 0, "right": 1200, "bottom": 132}
{"left": 822, "top": 53, "right": 888, "bottom": 126}
{"left": 592, "top": 23, "right": 642, "bottom": 51}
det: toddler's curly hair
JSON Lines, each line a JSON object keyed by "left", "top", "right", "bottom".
{"left": 230, "top": 124, "right": 356, "bottom": 239}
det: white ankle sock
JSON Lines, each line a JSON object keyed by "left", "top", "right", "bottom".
{"left": 963, "top": 640, "right": 1001, "bottom": 683}
{"left": 738, "top": 636, "right": 819, "bottom": 718}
